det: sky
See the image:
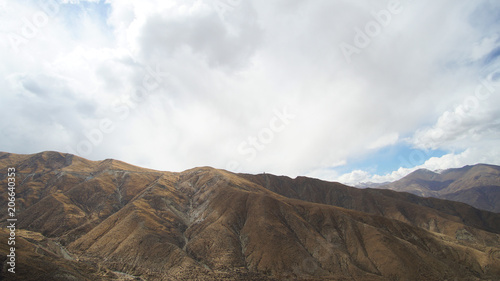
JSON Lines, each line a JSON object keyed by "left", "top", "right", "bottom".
{"left": 1, "top": 0, "right": 500, "bottom": 186}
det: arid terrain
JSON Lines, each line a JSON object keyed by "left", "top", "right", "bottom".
{"left": 0, "top": 151, "right": 499, "bottom": 280}
{"left": 380, "top": 164, "right": 500, "bottom": 213}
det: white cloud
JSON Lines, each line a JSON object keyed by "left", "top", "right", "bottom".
{"left": 409, "top": 69, "right": 500, "bottom": 152}
{"left": 1, "top": 0, "right": 500, "bottom": 182}
{"left": 61, "top": 0, "right": 100, "bottom": 3}
{"left": 337, "top": 170, "right": 372, "bottom": 185}
{"left": 367, "top": 132, "right": 399, "bottom": 150}
{"left": 470, "top": 35, "right": 499, "bottom": 61}
{"left": 337, "top": 146, "right": 500, "bottom": 186}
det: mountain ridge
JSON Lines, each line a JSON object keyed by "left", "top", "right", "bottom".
{"left": 379, "top": 164, "right": 500, "bottom": 212}
{"left": 1, "top": 151, "right": 499, "bottom": 280}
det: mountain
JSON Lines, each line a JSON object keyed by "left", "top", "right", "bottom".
{"left": 1, "top": 151, "right": 500, "bottom": 280}
{"left": 379, "top": 164, "right": 500, "bottom": 213}
{"left": 355, "top": 182, "right": 389, "bottom": 189}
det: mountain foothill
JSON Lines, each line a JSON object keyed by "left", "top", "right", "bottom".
{"left": 0, "top": 151, "right": 499, "bottom": 280}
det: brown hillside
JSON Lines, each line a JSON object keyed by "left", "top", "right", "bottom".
{"left": 380, "top": 164, "right": 500, "bottom": 212}
{"left": 1, "top": 152, "right": 499, "bottom": 280}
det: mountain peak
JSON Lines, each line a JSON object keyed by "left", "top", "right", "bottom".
{"left": 411, "top": 168, "right": 438, "bottom": 176}
{"left": 1, "top": 152, "right": 500, "bottom": 280}
{"left": 381, "top": 163, "right": 500, "bottom": 212}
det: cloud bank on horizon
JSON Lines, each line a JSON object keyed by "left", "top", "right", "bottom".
{"left": 1, "top": 0, "right": 500, "bottom": 185}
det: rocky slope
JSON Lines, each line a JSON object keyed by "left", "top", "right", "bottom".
{"left": 379, "top": 164, "right": 500, "bottom": 213}
{"left": 0, "top": 151, "right": 499, "bottom": 280}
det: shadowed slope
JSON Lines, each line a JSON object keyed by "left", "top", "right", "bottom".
{"left": 1, "top": 152, "right": 499, "bottom": 280}
{"left": 240, "top": 173, "right": 500, "bottom": 236}
{"left": 379, "top": 164, "right": 500, "bottom": 212}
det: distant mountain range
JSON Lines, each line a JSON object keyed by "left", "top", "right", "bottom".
{"left": 379, "top": 164, "right": 500, "bottom": 213}
{"left": 0, "top": 152, "right": 499, "bottom": 280}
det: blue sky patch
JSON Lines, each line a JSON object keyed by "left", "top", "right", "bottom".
{"left": 334, "top": 143, "right": 448, "bottom": 177}
{"left": 58, "top": 0, "right": 112, "bottom": 36}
